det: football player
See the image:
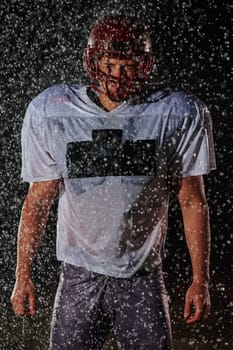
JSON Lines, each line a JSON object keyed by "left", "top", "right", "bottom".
{"left": 11, "top": 16, "right": 216, "bottom": 350}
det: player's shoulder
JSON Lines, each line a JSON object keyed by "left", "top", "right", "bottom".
{"left": 132, "top": 84, "right": 173, "bottom": 105}
{"left": 170, "top": 87, "right": 206, "bottom": 111}
{"left": 141, "top": 84, "right": 202, "bottom": 108}
{"left": 148, "top": 85, "right": 207, "bottom": 119}
{"left": 24, "top": 83, "right": 86, "bottom": 128}
{"left": 167, "top": 88, "right": 210, "bottom": 134}
{"left": 23, "top": 83, "right": 68, "bottom": 127}
{"left": 136, "top": 84, "right": 209, "bottom": 133}
{"left": 28, "top": 83, "right": 69, "bottom": 107}
{"left": 172, "top": 88, "right": 210, "bottom": 129}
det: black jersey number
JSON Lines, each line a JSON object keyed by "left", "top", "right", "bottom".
{"left": 66, "top": 129, "right": 156, "bottom": 178}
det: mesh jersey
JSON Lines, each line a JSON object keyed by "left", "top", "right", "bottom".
{"left": 21, "top": 84, "right": 216, "bottom": 278}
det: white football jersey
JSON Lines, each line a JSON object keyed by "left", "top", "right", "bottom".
{"left": 21, "top": 84, "right": 216, "bottom": 277}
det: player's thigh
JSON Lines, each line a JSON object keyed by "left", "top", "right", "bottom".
{"left": 49, "top": 263, "right": 111, "bottom": 350}
{"left": 113, "top": 269, "right": 173, "bottom": 350}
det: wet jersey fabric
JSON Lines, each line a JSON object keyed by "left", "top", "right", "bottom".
{"left": 21, "top": 84, "right": 216, "bottom": 278}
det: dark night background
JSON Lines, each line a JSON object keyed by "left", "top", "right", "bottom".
{"left": 0, "top": 0, "right": 232, "bottom": 349}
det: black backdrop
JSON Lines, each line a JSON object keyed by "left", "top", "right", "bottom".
{"left": 0, "top": 1, "right": 232, "bottom": 349}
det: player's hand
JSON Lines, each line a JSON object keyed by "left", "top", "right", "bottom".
{"left": 184, "top": 281, "right": 211, "bottom": 324}
{"left": 11, "top": 278, "right": 36, "bottom": 316}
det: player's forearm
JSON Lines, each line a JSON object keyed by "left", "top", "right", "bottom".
{"left": 15, "top": 196, "right": 52, "bottom": 281}
{"left": 182, "top": 202, "right": 211, "bottom": 286}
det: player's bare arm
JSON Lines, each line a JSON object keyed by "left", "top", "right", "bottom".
{"left": 176, "top": 175, "right": 211, "bottom": 324}
{"left": 11, "top": 179, "right": 60, "bottom": 316}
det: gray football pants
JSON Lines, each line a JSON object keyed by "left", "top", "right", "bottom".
{"left": 49, "top": 263, "right": 173, "bottom": 350}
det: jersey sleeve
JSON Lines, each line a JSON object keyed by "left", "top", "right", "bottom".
{"left": 21, "top": 96, "right": 64, "bottom": 182}
{"left": 167, "top": 93, "right": 216, "bottom": 178}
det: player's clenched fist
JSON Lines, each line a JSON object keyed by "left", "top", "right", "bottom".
{"left": 11, "top": 278, "right": 36, "bottom": 316}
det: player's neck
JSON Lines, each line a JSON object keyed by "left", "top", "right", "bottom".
{"left": 99, "top": 93, "right": 123, "bottom": 111}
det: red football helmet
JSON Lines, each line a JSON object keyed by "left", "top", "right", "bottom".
{"left": 83, "top": 16, "right": 153, "bottom": 99}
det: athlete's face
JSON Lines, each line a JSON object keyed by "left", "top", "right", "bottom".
{"left": 98, "top": 56, "right": 137, "bottom": 102}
